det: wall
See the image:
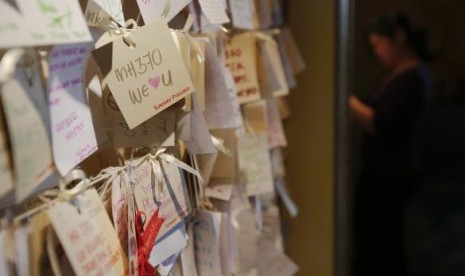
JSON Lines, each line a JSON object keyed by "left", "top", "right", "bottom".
{"left": 284, "top": 1, "right": 336, "bottom": 275}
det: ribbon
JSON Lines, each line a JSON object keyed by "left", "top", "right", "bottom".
{"left": 135, "top": 210, "right": 164, "bottom": 276}
{"left": 210, "top": 135, "right": 232, "bottom": 156}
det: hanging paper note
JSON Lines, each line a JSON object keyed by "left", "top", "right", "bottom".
{"left": 47, "top": 43, "right": 98, "bottom": 176}
{"left": 194, "top": 210, "right": 223, "bottom": 275}
{"left": 238, "top": 133, "right": 274, "bottom": 196}
{"left": 266, "top": 98, "right": 287, "bottom": 148}
{"left": 198, "top": 0, "right": 230, "bottom": 25}
{"left": 136, "top": 0, "right": 192, "bottom": 25}
{"left": 256, "top": 236, "right": 299, "bottom": 276}
{"left": 1, "top": 51, "right": 56, "bottom": 202}
{"left": 47, "top": 189, "right": 128, "bottom": 276}
{"left": 224, "top": 33, "right": 261, "bottom": 104}
{"left": 0, "top": 0, "right": 92, "bottom": 48}
{"left": 112, "top": 174, "right": 129, "bottom": 255}
{"left": 228, "top": 0, "right": 257, "bottom": 30}
{"left": 88, "top": 0, "right": 124, "bottom": 27}
{"left": 92, "top": 18, "right": 195, "bottom": 129}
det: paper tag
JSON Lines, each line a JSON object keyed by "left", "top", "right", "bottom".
{"left": 222, "top": 66, "right": 245, "bottom": 134}
{"left": 233, "top": 208, "right": 257, "bottom": 273}
{"left": 47, "top": 189, "right": 128, "bottom": 276}
{"left": 198, "top": 0, "right": 230, "bottom": 25}
{"left": 112, "top": 110, "right": 175, "bottom": 148}
{"left": 194, "top": 210, "right": 223, "bottom": 275}
{"left": 136, "top": 0, "right": 192, "bottom": 24}
{"left": 224, "top": 33, "right": 261, "bottom": 104}
{"left": 203, "top": 41, "right": 236, "bottom": 129}
{"left": 1, "top": 51, "right": 56, "bottom": 202}
{"left": 157, "top": 251, "right": 182, "bottom": 276}
{"left": 112, "top": 174, "right": 129, "bottom": 255}
{"left": 127, "top": 174, "right": 139, "bottom": 276}
{"left": 266, "top": 98, "right": 287, "bottom": 148}
{"left": 47, "top": 43, "right": 99, "bottom": 176}
{"left": 92, "top": 18, "right": 194, "bottom": 129}
{"left": 149, "top": 228, "right": 187, "bottom": 267}
{"left": 181, "top": 225, "right": 199, "bottom": 276}
{"left": 228, "top": 0, "right": 257, "bottom": 30}
{"left": 238, "top": 133, "right": 274, "bottom": 196}
{"left": 242, "top": 99, "right": 268, "bottom": 133}
{"left": 276, "top": 32, "right": 297, "bottom": 89}
{"left": 257, "top": 236, "right": 299, "bottom": 276}
{"left": 184, "top": 93, "right": 217, "bottom": 154}
{"left": 258, "top": 37, "right": 289, "bottom": 97}
{"left": 28, "top": 212, "right": 54, "bottom": 276}
{"left": 209, "top": 128, "right": 238, "bottom": 183}
{"left": 205, "top": 184, "right": 234, "bottom": 201}
{"left": 0, "top": 0, "right": 92, "bottom": 48}
{"left": 91, "top": 0, "right": 125, "bottom": 27}
{"left": 280, "top": 27, "right": 306, "bottom": 75}
{"left": 0, "top": 108, "right": 13, "bottom": 197}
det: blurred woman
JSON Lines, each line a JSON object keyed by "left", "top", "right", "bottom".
{"left": 350, "top": 13, "right": 432, "bottom": 276}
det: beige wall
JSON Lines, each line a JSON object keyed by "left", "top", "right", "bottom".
{"left": 284, "top": 1, "right": 336, "bottom": 276}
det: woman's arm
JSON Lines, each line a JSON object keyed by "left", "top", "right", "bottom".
{"left": 349, "top": 96, "right": 375, "bottom": 135}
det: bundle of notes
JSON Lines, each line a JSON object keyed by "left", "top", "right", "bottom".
{"left": 0, "top": 0, "right": 305, "bottom": 275}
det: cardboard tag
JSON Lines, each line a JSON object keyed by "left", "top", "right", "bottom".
{"left": 209, "top": 128, "right": 238, "bottom": 184}
{"left": 181, "top": 225, "right": 199, "bottom": 276}
{"left": 238, "top": 133, "right": 274, "bottom": 196}
{"left": 85, "top": 0, "right": 114, "bottom": 28}
{"left": 242, "top": 99, "right": 268, "bottom": 133}
{"left": 184, "top": 94, "right": 217, "bottom": 154}
{"left": 222, "top": 65, "right": 245, "bottom": 134}
{"left": 47, "top": 189, "right": 128, "bottom": 276}
{"left": 132, "top": 158, "right": 189, "bottom": 241}
{"left": 136, "top": 0, "right": 192, "bottom": 24}
{"left": 224, "top": 33, "right": 261, "bottom": 104}
{"left": 203, "top": 41, "right": 236, "bottom": 129}
{"left": 90, "top": 0, "right": 125, "bottom": 27}
{"left": 1, "top": 51, "right": 56, "bottom": 202}
{"left": 0, "top": 0, "right": 92, "bottom": 48}
{"left": 28, "top": 212, "right": 54, "bottom": 276}
{"left": 198, "top": 0, "right": 230, "bottom": 25}
{"left": 228, "top": 0, "right": 257, "bottom": 30}
{"left": 149, "top": 227, "right": 187, "bottom": 267}
{"left": 92, "top": 18, "right": 194, "bottom": 129}
{"left": 47, "top": 43, "right": 99, "bottom": 176}
{"left": 112, "top": 174, "right": 129, "bottom": 255}
{"left": 112, "top": 110, "right": 175, "bottom": 148}
{"left": 233, "top": 208, "right": 257, "bottom": 273}
{"left": 0, "top": 108, "right": 13, "bottom": 197}
{"left": 256, "top": 236, "right": 299, "bottom": 276}
{"left": 266, "top": 98, "right": 287, "bottom": 148}
{"left": 258, "top": 37, "right": 289, "bottom": 97}
{"left": 194, "top": 210, "right": 223, "bottom": 276}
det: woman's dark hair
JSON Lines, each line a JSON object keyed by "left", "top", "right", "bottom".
{"left": 369, "top": 13, "right": 432, "bottom": 62}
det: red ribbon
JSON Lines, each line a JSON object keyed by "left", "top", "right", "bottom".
{"left": 135, "top": 210, "right": 164, "bottom": 276}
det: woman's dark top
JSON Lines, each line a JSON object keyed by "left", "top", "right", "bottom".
{"left": 362, "top": 65, "right": 432, "bottom": 179}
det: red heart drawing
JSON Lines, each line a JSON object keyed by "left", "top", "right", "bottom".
{"left": 148, "top": 76, "right": 161, "bottom": 89}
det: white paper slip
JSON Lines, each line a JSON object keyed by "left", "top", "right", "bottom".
{"left": 181, "top": 225, "right": 199, "bottom": 276}
{"left": 136, "top": 0, "right": 192, "bottom": 24}
{"left": 194, "top": 210, "right": 223, "bottom": 276}
{"left": 203, "top": 42, "right": 236, "bottom": 129}
{"left": 184, "top": 94, "right": 217, "bottom": 154}
{"left": 47, "top": 189, "right": 128, "bottom": 276}
{"left": 0, "top": 229, "right": 14, "bottom": 276}
{"left": 149, "top": 229, "right": 187, "bottom": 267}
{"left": 229, "top": 0, "right": 257, "bottom": 30}
{"left": 15, "top": 223, "right": 30, "bottom": 276}
{"left": 205, "top": 184, "right": 234, "bottom": 201}
{"left": 111, "top": 174, "right": 129, "bottom": 255}
{"left": 257, "top": 236, "right": 299, "bottom": 276}
{"left": 92, "top": 18, "right": 194, "bottom": 129}
{"left": 238, "top": 133, "right": 274, "bottom": 196}
{"left": 266, "top": 98, "right": 287, "bottom": 148}
{"left": 224, "top": 33, "right": 261, "bottom": 104}
{"left": 198, "top": 0, "right": 230, "bottom": 25}
{"left": 90, "top": 0, "right": 125, "bottom": 26}
{"left": 233, "top": 208, "right": 257, "bottom": 273}
{"left": 47, "top": 43, "right": 99, "bottom": 176}
{"left": 0, "top": 0, "right": 92, "bottom": 48}
{"left": 1, "top": 50, "right": 56, "bottom": 202}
